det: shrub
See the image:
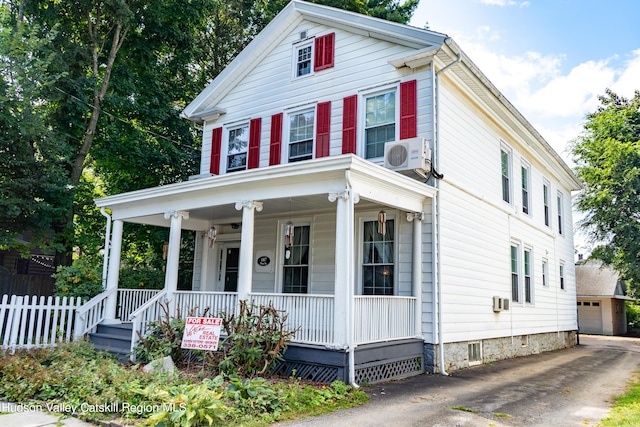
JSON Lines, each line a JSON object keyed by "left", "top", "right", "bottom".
{"left": 53, "top": 258, "right": 103, "bottom": 300}
{"left": 627, "top": 301, "right": 640, "bottom": 333}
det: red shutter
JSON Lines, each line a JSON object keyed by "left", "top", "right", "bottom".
{"left": 342, "top": 95, "right": 357, "bottom": 154}
{"left": 314, "top": 32, "right": 335, "bottom": 71}
{"left": 269, "top": 113, "right": 283, "bottom": 166}
{"left": 248, "top": 118, "right": 262, "bottom": 169}
{"left": 210, "top": 127, "right": 222, "bottom": 175}
{"left": 400, "top": 80, "right": 417, "bottom": 139}
{"left": 316, "top": 101, "right": 331, "bottom": 158}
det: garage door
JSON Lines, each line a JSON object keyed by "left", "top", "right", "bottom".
{"left": 578, "top": 301, "right": 603, "bottom": 335}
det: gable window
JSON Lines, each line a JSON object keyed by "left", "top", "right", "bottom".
{"left": 295, "top": 42, "right": 312, "bottom": 77}
{"left": 511, "top": 244, "right": 519, "bottom": 302}
{"left": 501, "top": 147, "right": 512, "bottom": 204}
{"left": 227, "top": 125, "right": 249, "bottom": 172}
{"left": 524, "top": 248, "right": 532, "bottom": 303}
{"left": 288, "top": 109, "right": 315, "bottom": 162}
{"left": 365, "top": 90, "right": 396, "bottom": 159}
{"left": 362, "top": 218, "right": 395, "bottom": 295}
{"left": 557, "top": 192, "right": 564, "bottom": 235}
{"left": 283, "top": 224, "right": 310, "bottom": 293}
{"left": 521, "top": 163, "right": 530, "bottom": 215}
{"left": 543, "top": 180, "right": 551, "bottom": 227}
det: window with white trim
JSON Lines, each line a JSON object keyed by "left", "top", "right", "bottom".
{"left": 226, "top": 124, "right": 249, "bottom": 172}
{"left": 294, "top": 41, "right": 313, "bottom": 78}
{"left": 501, "top": 146, "right": 512, "bottom": 204}
{"left": 559, "top": 262, "right": 565, "bottom": 290}
{"left": 524, "top": 247, "right": 532, "bottom": 303}
{"left": 362, "top": 218, "right": 395, "bottom": 295}
{"left": 557, "top": 192, "right": 564, "bottom": 235}
{"left": 364, "top": 89, "right": 397, "bottom": 159}
{"left": 521, "top": 162, "right": 531, "bottom": 215}
{"left": 511, "top": 243, "right": 520, "bottom": 302}
{"left": 543, "top": 180, "right": 551, "bottom": 227}
{"left": 287, "top": 109, "right": 315, "bottom": 163}
{"left": 542, "top": 258, "right": 549, "bottom": 287}
{"left": 282, "top": 224, "right": 310, "bottom": 294}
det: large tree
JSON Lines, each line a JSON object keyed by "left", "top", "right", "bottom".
{"left": 572, "top": 89, "right": 640, "bottom": 297}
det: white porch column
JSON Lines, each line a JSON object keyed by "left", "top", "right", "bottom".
{"left": 103, "top": 219, "right": 123, "bottom": 323}
{"left": 235, "top": 201, "right": 263, "bottom": 301}
{"left": 164, "top": 211, "right": 189, "bottom": 302}
{"left": 407, "top": 212, "right": 424, "bottom": 338}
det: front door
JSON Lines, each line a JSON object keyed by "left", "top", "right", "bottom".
{"left": 223, "top": 245, "right": 240, "bottom": 292}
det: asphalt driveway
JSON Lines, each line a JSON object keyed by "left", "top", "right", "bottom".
{"left": 278, "top": 335, "right": 640, "bottom": 426}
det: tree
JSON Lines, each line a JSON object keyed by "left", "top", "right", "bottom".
{"left": 571, "top": 89, "right": 640, "bottom": 297}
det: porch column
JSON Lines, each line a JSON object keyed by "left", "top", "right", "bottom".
{"left": 329, "top": 189, "right": 358, "bottom": 347}
{"left": 235, "top": 201, "right": 263, "bottom": 300}
{"left": 164, "top": 211, "right": 189, "bottom": 301}
{"left": 103, "top": 219, "right": 123, "bottom": 323}
{"left": 407, "top": 212, "right": 424, "bottom": 338}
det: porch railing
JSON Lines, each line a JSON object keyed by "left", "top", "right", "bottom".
{"left": 174, "top": 291, "right": 238, "bottom": 318}
{"left": 250, "top": 293, "right": 334, "bottom": 345}
{"left": 117, "top": 289, "right": 162, "bottom": 321}
{"left": 74, "top": 288, "right": 116, "bottom": 339}
{"left": 354, "top": 296, "right": 416, "bottom": 344}
{"left": 128, "top": 290, "right": 168, "bottom": 355}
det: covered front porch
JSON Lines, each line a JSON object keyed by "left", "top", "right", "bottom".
{"left": 83, "top": 155, "right": 437, "bottom": 383}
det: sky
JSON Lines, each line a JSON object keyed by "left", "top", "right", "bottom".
{"left": 410, "top": 0, "right": 640, "bottom": 255}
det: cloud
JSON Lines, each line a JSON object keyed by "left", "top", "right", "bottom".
{"left": 611, "top": 49, "right": 640, "bottom": 98}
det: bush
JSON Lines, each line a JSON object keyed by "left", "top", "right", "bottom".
{"left": 53, "top": 258, "right": 103, "bottom": 300}
{"left": 627, "top": 301, "right": 640, "bottom": 333}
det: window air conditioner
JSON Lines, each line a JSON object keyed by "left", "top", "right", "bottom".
{"left": 493, "top": 296, "right": 503, "bottom": 312}
{"left": 384, "top": 137, "right": 432, "bottom": 173}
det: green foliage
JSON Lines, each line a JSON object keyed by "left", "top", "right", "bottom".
{"left": 134, "top": 302, "right": 189, "bottom": 364}
{"left": 219, "top": 300, "right": 297, "bottom": 377}
{"left": 627, "top": 301, "right": 640, "bottom": 334}
{"left": 53, "top": 258, "right": 103, "bottom": 300}
{"left": 572, "top": 90, "right": 640, "bottom": 296}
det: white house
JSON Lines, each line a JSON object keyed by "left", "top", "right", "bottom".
{"left": 88, "top": 1, "right": 582, "bottom": 384}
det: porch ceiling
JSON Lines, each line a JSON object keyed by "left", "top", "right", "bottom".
{"left": 95, "top": 154, "right": 437, "bottom": 231}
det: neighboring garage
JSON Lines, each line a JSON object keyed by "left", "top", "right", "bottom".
{"left": 575, "top": 260, "right": 634, "bottom": 336}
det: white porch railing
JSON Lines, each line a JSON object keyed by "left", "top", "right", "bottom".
{"left": 129, "top": 290, "right": 168, "bottom": 355}
{"left": 354, "top": 296, "right": 416, "bottom": 344}
{"left": 74, "top": 288, "right": 116, "bottom": 339}
{"left": 250, "top": 293, "right": 335, "bottom": 345}
{"left": 174, "top": 291, "right": 238, "bottom": 318}
{"left": 117, "top": 289, "right": 162, "bottom": 321}
{"left": 1, "top": 294, "right": 83, "bottom": 352}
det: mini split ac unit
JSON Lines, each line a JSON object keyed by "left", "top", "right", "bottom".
{"left": 384, "top": 137, "right": 432, "bottom": 173}
{"left": 492, "top": 296, "right": 510, "bottom": 312}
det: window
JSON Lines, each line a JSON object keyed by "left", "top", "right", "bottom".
{"left": 501, "top": 148, "right": 511, "bottom": 203}
{"left": 524, "top": 248, "right": 532, "bottom": 303}
{"left": 559, "top": 263, "right": 565, "bottom": 290}
{"left": 543, "top": 181, "right": 551, "bottom": 227}
{"left": 283, "top": 225, "right": 310, "bottom": 293}
{"left": 362, "top": 219, "right": 395, "bottom": 295}
{"left": 365, "top": 90, "right": 396, "bottom": 159}
{"left": 295, "top": 42, "right": 312, "bottom": 77}
{"left": 542, "top": 259, "right": 549, "bottom": 287}
{"left": 521, "top": 164, "right": 530, "bottom": 214}
{"left": 227, "top": 125, "right": 249, "bottom": 172}
{"left": 288, "top": 110, "right": 314, "bottom": 162}
{"left": 468, "top": 342, "right": 482, "bottom": 365}
{"left": 557, "top": 192, "right": 564, "bottom": 235}
{"left": 511, "top": 244, "right": 519, "bottom": 302}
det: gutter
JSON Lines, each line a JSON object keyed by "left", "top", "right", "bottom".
{"left": 433, "top": 43, "right": 461, "bottom": 376}
{"left": 100, "top": 208, "right": 112, "bottom": 289}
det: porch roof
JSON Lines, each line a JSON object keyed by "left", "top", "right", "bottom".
{"left": 95, "top": 154, "right": 437, "bottom": 230}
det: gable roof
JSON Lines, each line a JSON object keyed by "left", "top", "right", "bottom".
{"left": 576, "top": 260, "right": 629, "bottom": 298}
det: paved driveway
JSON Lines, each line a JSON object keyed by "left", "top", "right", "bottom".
{"left": 278, "top": 335, "right": 640, "bottom": 426}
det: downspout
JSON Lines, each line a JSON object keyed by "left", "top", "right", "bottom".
{"left": 100, "top": 208, "right": 112, "bottom": 289}
{"left": 434, "top": 44, "right": 461, "bottom": 376}
{"left": 345, "top": 170, "right": 359, "bottom": 389}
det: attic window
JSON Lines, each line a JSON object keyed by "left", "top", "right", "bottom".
{"left": 293, "top": 33, "right": 335, "bottom": 79}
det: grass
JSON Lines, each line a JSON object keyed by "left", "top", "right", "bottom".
{"left": 598, "top": 372, "right": 640, "bottom": 427}
{"left": 451, "top": 405, "right": 476, "bottom": 413}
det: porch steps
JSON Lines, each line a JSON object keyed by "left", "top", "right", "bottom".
{"left": 88, "top": 322, "right": 133, "bottom": 363}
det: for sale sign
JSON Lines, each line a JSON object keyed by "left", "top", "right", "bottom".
{"left": 181, "top": 317, "right": 223, "bottom": 351}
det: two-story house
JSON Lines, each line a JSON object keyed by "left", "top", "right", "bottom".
{"left": 90, "top": 0, "right": 581, "bottom": 384}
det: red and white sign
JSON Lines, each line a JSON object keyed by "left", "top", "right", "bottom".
{"left": 181, "top": 317, "right": 223, "bottom": 351}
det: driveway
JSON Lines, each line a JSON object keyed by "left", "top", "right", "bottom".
{"left": 278, "top": 335, "right": 640, "bottom": 426}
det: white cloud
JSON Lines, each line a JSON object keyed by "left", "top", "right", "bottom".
{"left": 611, "top": 49, "right": 640, "bottom": 98}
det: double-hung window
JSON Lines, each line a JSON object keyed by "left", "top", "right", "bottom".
{"left": 521, "top": 163, "right": 530, "bottom": 215}
{"left": 543, "top": 180, "right": 551, "bottom": 227}
{"left": 511, "top": 244, "right": 520, "bottom": 302}
{"left": 557, "top": 192, "right": 564, "bottom": 235}
{"left": 524, "top": 248, "right": 532, "bottom": 303}
{"left": 227, "top": 125, "right": 249, "bottom": 172}
{"left": 288, "top": 109, "right": 315, "bottom": 162}
{"left": 295, "top": 42, "right": 312, "bottom": 78}
{"left": 362, "top": 219, "right": 395, "bottom": 295}
{"left": 559, "top": 263, "right": 565, "bottom": 290}
{"left": 283, "top": 225, "right": 310, "bottom": 293}
{"left": 365, "top": 90, "right": 396, "bottom": 159}
{"left": 542, "top": 259, "right": 549, "bottom": 287}
{"left": 501, "top": 147, "right": 512, "bottom": 204}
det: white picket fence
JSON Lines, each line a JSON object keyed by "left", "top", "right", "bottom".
{"left": 0, "top": 294, "right": 83, "bottom": 352}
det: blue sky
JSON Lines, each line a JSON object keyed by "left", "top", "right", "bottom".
{"left": 410, "top": 0, "right": 640, "bottom": 164}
